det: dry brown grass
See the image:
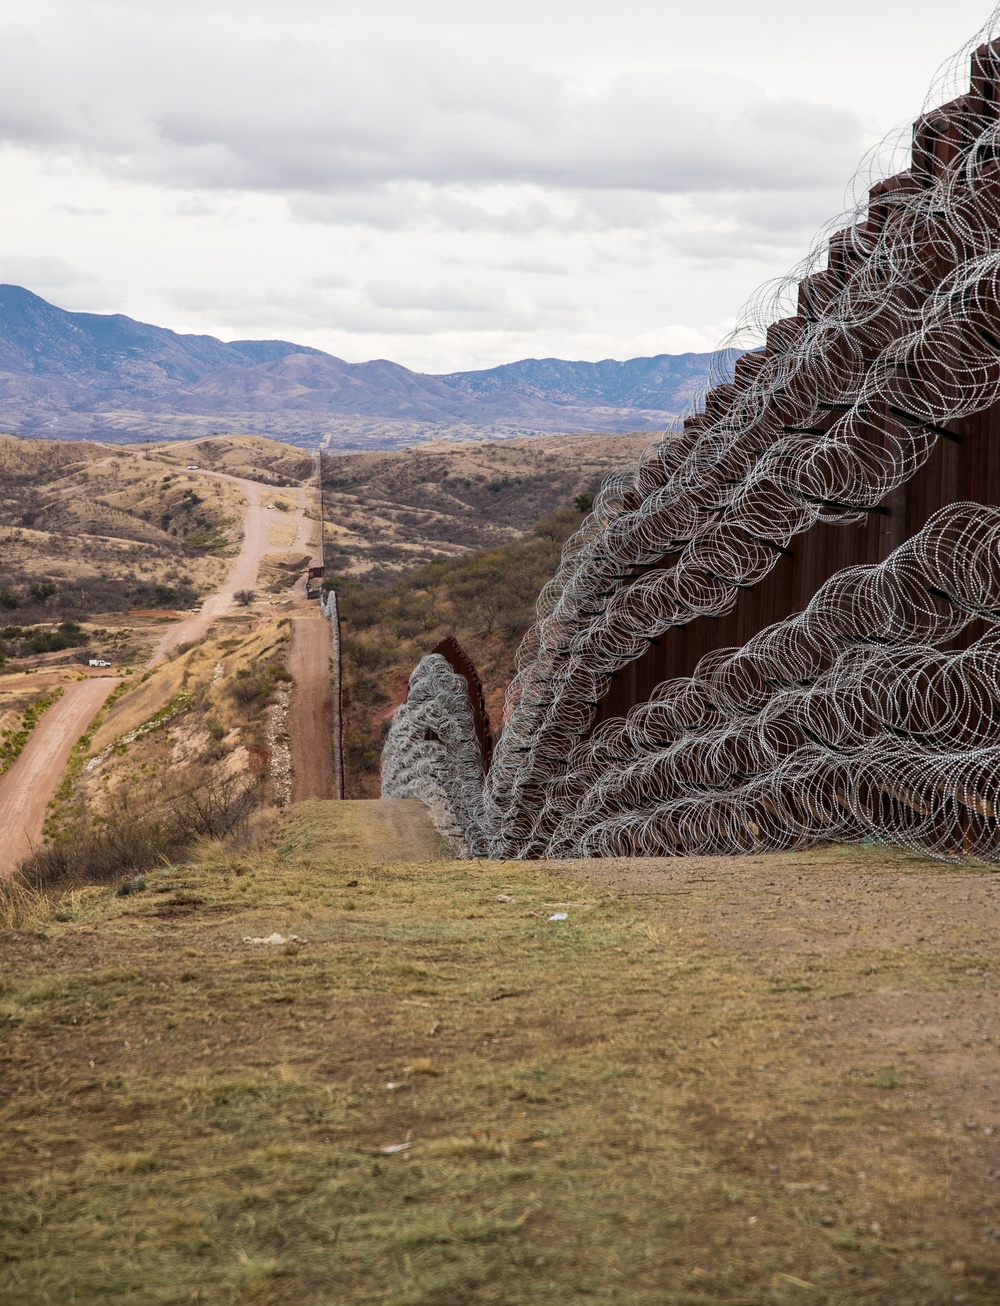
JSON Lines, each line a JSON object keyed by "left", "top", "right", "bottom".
{"left": 2, "top": 821, "right": 997, "bottom": 1305}
{"left": 149, "top": 434, "right": 315, "bottom": 485}
{"left": 0, "top": 434, "right": 252, "bottom": 627}
{"left": 321, "top": 431, "right": 653, "bottom": 581}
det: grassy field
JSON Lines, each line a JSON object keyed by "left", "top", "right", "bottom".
{"left": 2, "top": 808, "right": 998, "bottom": 1305}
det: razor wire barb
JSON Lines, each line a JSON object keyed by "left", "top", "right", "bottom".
{"left": 383, "top": 8, "right": 1000, "bottom": 864}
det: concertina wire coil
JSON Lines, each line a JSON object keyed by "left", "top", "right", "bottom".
{"left": 383, "top": 9, "right": 1000, "bottom": 863}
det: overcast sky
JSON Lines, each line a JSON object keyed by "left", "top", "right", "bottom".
{"left": 0, "top": 0, "right": 996, "bottom": 372}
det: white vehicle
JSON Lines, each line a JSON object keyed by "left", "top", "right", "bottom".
{"left": 88, "top": 659, "right": 111, "bottom": 668}
{"left": 266, "top": 504, "right": 275, "bottom": 510}
{"left": 187, "top": 465, "right": 200, "bottom": 470}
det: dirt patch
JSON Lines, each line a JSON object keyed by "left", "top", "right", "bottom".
{"left": 279, "top": 796, "right": 445, "bottom": 862}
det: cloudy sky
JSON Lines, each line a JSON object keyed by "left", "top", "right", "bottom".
{"left": 0, "top": 0, "right": 995, "bottom": 372}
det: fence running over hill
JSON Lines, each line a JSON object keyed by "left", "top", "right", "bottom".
{"left": 383, "top": 11, "right": 1000, "bottom": 863}
{"left": 319, "top": 588, "right": 345, "bottom": 800}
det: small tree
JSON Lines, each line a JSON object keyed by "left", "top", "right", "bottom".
{"left": 233, "top": 588, "right": 256, "bottom": 606}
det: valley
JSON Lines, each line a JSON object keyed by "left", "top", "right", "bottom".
{"left": 1, "top": 427, "right": 997, "bottom": 1305}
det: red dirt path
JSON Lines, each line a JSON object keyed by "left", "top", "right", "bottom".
{"left": 287, "top": 617, "right": 335, "bottom": 802}
{"left": 0, "top": 677, "right": 121, "bottom": 875}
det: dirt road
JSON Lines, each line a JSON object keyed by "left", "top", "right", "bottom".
{"left": 0, "top": 677, "right": 120, "bottom": 875}
{"left": 0, "top": 471, "right": 316, "bottom": 877}
{"left": 287, "top": 618, "right": 335, "bottom": 802}
{"left": 151, "top": 476, "right": 315, "bottom": 664}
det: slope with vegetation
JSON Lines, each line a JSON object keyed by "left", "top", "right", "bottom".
{"left": 321, "top": 430, "right": 650, "bottom": 582}
{"left": 333, "top": 504, "right": 586, "bottom": 795}
{"left": 0, "top": 432, "right": 321, "bottom": 673}
{"left": 22, "top": 611, "right": 293, "bottom": 889}
{"left": 0, "top": 433, "right": 239, "bottom": 624}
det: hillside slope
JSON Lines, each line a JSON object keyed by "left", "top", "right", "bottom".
{"left": 321, "top": 430, "right": 652, "bottom": 580}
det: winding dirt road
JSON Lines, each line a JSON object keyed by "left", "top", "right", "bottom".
{"left": 152, "top": 477, "right": 314, "bottom": 664}
{"left": 0, "top": 678, "right": 121, "bottom": 874}
{"left": 0, "top": 472, "right": 318, "bottom": 877}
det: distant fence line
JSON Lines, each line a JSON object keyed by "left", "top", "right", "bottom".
{"left": 320, "top": 588, "right": 345, "bottom": 800}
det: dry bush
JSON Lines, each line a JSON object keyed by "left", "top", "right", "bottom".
{"left": 168, "top": 771, "right": 264, "bottom": 842}
{"left": 228, "top": 659, "right": 291, "bottom": 716}
{"left": 17, "top": 804, "right": 180, "bottom": 891}
{"left": 16, "top": 769, "right": 265, "bottom": 893}
{"left": 0, "top": 876, "right": 54, "bottom": 930}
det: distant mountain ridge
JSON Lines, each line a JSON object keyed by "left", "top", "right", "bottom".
{"left": 0, "top": 285, "right": 721, "bottom": 450}
{"left": 439, "top": 355, "right": 710, "bottom": 410}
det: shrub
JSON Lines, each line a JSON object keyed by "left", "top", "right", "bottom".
{"left": 168, "top": 772, "right": 264, "bottom": 842}
{"left": 15, "top": 771, "right": 264, "bottom": 891}
{"left": 17, "top": 810, "right": 179, "bottom": 891}
{"left": 229, "top": 660, "right": 290, "bottom": 713}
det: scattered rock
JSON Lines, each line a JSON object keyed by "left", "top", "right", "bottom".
{"left": 243, "top": 932, "right": 308, "bottom": 945}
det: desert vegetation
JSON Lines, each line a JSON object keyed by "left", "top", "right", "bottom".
{"left": 320, "top": 431, "right": 650, "bottom": 582}
{"left": 150, "top": 433, "right": 315, "bottom": 485}
{"left": 332, "top": 504, "right": 586, "bottom": 795}
{"left": 0, "top": 433, "right": 260, "bottom": 635}
{"left": 7, "top": 613, "right": 294, "bottom": 897}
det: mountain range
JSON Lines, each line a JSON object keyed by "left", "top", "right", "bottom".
{"left": 0, "top": 285, "right": 720, "bottom": 450}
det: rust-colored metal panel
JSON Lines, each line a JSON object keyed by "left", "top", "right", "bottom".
{"left": 594, "top": 398, "right": 1000, "bottom": 727}
{"left": 429, "top": 636, "right": 494, "bottom": 772}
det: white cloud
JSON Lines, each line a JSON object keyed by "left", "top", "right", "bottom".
{"left": 0, "top": 0, "right": 993, "bottom": 371}
{"left": 0, "top": 255, "right": 114, "bottom": 308}
{"left": 0, "top": 11, "right": 864, "bottom": 203}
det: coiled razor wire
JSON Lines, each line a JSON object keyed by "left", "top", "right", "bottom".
{"left": 382, "top": 10, "right": 1000, "bottom": 865}
{"left": 381, "top": 654, "right": 488, "bottom": 858}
